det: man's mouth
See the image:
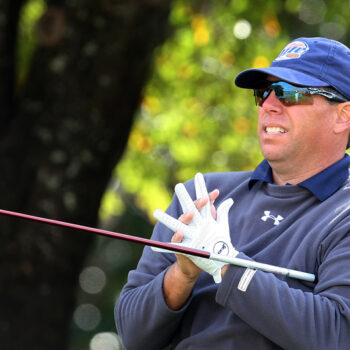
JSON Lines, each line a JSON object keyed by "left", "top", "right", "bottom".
{"left": 265, "top": 127, "right": 287, "bottom": 134}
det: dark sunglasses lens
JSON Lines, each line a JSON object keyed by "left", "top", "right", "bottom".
{"left": 254, "top": 88, "right": 269, "bottom": 106}
{"left": 254, "top": 82, "right": 313, "bottom": 106}
{"left": 278, "top": 84, "right": 312, "bottom": 105}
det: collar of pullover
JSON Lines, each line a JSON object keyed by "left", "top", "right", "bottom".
{"left": 249, "top": 154, "right": 350, "bottom": 201}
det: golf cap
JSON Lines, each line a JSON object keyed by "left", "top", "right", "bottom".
{"left": 235, "top": 37, "right": 350, "bottom": 100}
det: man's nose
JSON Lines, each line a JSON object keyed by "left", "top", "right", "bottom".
{"left": 260, "top": 90, "right": 283, "bottom": 112}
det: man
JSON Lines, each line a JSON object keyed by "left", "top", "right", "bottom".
{"left": 115, "top": 37, "right": 350, "bottom": 349}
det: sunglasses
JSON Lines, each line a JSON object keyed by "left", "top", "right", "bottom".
{"left": 254, "top": 81, "right": 348, "bottom": 107}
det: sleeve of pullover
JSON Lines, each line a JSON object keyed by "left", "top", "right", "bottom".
{"left": 115, "top": 193, "right": 189, "bottom": 350}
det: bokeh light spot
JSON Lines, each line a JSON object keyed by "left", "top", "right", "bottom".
{"left": 233, "top": 20, "right": 251, "bottom": 40}
{"left": 74, "top": 304, "right": 101, "bottom": 331}
{"left": 253, "top": 56, "right": 270, "bottom": 68}
{"left": 79, "top": 266, "right": 106, "bottom": 294}
{"left": 90, "top": 332, "right": 122, "bottom": 350}
{"left": 299, "top": 0, "right": 326, "bottom": 24}
{"left": 319, "top": 21, "right": 345, "bottom": 41}
{"left": 263, "top": 14, "right": 281, "bottom": 38}
{"left": 191, "top": 14, "right": 210, "bottom": 46}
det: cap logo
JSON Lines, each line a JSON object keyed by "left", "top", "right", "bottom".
{"left": 274, "top": 40, "right": 309, "bottom": 61}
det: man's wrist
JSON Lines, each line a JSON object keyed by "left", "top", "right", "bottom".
{"left": 173, "top": 260, "right": 200, "bottom": 284}
{"left": 163, "top": 262, "right": 197, "bottom": 310}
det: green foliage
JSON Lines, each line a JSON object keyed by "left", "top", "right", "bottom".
{"left": 101, "top": 0, "right": 350, "bottom": 222}
{"left": 102, "top": 0, "right": 292, "bottom": 220}
{"left": 17, "top": 0, "right": 46, "bottom": 88}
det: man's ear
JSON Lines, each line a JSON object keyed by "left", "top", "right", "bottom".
{"left": 334, "top": 102, "right": 350, "bottom": 134}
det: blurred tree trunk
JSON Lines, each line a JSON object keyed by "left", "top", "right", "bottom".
{"left": 0, "top": 0, "right": 171, "bottom": 349}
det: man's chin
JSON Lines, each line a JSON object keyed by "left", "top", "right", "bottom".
{"left": 261, "top": 147, "right": 288, "bottom": 163}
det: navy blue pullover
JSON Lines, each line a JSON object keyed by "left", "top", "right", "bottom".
{"left": 115, "top": 156, "right": 350, "bottom": 350}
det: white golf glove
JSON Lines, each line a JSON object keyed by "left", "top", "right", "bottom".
{"left": 153, "top": 173, "right": 238, "bottom": 283}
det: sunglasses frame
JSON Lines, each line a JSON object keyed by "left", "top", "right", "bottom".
{"left": 254, "top": 81, "right": 348, "bottom": 107}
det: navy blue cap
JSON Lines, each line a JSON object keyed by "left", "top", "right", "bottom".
{"left": 235, "top": 37, "right": 350, "bottom": 100}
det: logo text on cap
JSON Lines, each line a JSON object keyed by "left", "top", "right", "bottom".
{"left": 274, "top": 40, "right": 309, "bottom": 61}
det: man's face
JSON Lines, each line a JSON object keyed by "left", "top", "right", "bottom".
{"left": 257, "top": 79, "right": 338, "bottom": 170}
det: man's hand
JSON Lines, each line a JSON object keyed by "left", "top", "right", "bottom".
{"left": 153, "top": 173, "right": 237, "bottom": 283}
{"left": 161, "top": 187, "right": 219, "bottom": 310}
{"left": 168, "top": 189, "right": 219, "bottom": 282}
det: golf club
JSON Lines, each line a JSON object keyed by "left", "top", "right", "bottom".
{"left": 0, "top": 208, "right": 315, "bottom": 282}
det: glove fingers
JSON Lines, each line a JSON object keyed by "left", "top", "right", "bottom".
{"left": 153, "top": 209, "right": 194, "bottom": 238}
{"left": 216, "top": 198, "right": 234, "bottom": 226}
{"left": 194, "top": 173, "right": 211, "bottom": 219}
{"left": 175, "top": 183, "right": 202, "bottom": 226}
{"left": 213, "top": 272, "right": 222, "bottom": 284}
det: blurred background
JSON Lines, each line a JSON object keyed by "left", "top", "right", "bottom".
{"left": 0, "top": 0, "right": 349, "bottom": 349}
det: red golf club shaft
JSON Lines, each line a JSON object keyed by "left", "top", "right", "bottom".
{"left": 0, "top": 208, "right": 316, "bottom": 281}
{"left": 0, "top": 208, "right": 210, "bottom": 258}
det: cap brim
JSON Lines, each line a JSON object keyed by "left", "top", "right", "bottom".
{"left": 235, "top": 67, "right": 329, "bottom": 89}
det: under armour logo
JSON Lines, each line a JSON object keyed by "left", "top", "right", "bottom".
{"left": 261, "top": 211, "right": 284, "bottom": 226}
